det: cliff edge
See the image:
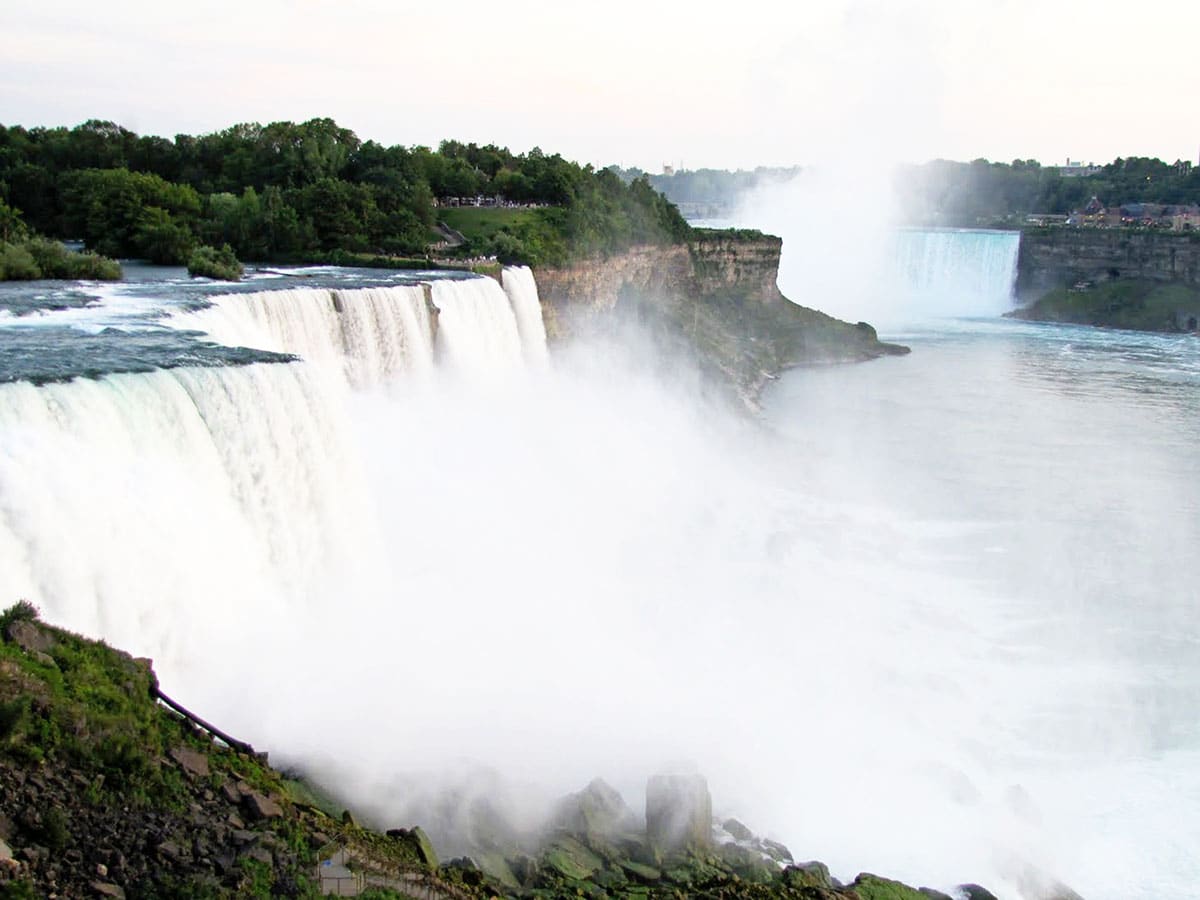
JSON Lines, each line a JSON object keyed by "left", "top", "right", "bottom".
{"left": 533, "top": 231, "right": 908, "bottom": 405}
{"left": 1012, "top": 229, "right": 1200, "bottom": 333}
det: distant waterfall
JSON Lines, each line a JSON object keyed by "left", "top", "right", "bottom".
{"left": 890, "top": 229, "right": 1021, "bottom": 318}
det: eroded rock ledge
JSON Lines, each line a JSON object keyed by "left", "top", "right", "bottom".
{"left": 533, "top": 233, "right": 908, "bottom": 405}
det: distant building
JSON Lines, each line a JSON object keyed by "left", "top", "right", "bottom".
{"left": 1059, "top": 158, "right": 1102, "bottom": 177}
{"left": 662, "top": 165, "right": 675, "bottom": 176}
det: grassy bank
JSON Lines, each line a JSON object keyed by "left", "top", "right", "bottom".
{"left": 1010, "top": 279, "right": 1200, "bottom": 332}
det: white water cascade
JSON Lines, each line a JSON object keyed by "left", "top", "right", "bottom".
{"left": 501, "top": 265, "right": 551, "bottom": 365}
{"left": 179, "top": 284, "right": 437, "bottom": 387}
{"left": 176, "top": 270, "right": 548, "bottom": 387}
{"left": 0, "top": 268, "right": 550, "bottom": 670}
{"left": 889, "top": 228, "right": 1021, "bottom": 318}
{"left": 0, "top": 363, "right": 373, "bottom": 665}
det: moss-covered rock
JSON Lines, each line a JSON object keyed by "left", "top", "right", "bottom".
{"left": 851, "top": 873, "right": 931, "bottom": 900}
{"left": 543, "top": 834, "right": 605, "bottom": 880}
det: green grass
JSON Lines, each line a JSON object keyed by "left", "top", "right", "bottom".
{"left": 1015, "top": 279, "right": 1200, "bottom": 332}
{"left": 852, "top": 874, "right": 930, "bottom": 900}
{"left": 437, "top": 207, "right": 541, "bottom": 242}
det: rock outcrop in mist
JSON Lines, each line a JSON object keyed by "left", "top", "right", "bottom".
{"left": 533, "top": 231, "right": 908, "bottom": 406}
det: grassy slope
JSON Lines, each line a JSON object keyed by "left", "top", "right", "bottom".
{"left": 1012, "top": 279, "right": 1200, "bottom": 332}
{"left": 0, "top": 605, "right": 440, "bottom": 899}
{"left": 436, "top": 207, "right": 542, "bottom": 242}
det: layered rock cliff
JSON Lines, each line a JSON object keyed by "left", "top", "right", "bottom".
{"left": 533, "top": 232, "right": 907, "bottom": 405}
{"left": 1017, "top": 228, "right": 1200, "bottom": 301}
{"left": 1013, "top": 229, "right": 1200, "bottom": 332}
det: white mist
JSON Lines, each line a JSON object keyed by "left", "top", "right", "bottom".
{"left": 1, "top": 263, "right": 1196, "bottom": 900}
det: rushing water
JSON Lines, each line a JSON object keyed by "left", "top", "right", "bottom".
{"left": 0, "top": 238, "right": 1196, "bottom": 899}
{"left": 761, "top": 318, "right": 1200, "bottom": 899}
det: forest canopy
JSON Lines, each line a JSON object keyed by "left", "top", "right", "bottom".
{"left": 0, "top": 118, "right": 692, "bottom": 268}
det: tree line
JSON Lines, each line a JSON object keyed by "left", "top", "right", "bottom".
{"left": 621, "top": 156, "right": 1200, "bottom": 228}
{"left": 895, "top": 157, "right": 1200, "bottom": 226}
{"left": 0, "top": 118, "right": 692, "bottom": 270}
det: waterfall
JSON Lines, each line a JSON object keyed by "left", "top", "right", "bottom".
{"left": 501, "top": 265, "right": 550, "bottom": 365}
{"left": 176, "top": 271, "right": 547, "bottom": 386}
{"left": 429, "top": 277, "right": 527, "bottom": 375}
{"left": 0, "top": 363, "right": 372, "bottom": 665}
{"left": 0, "top": 267, "right": 552, "bottom": 661}
{"left": 178, "top": 284, "right": 436, "bottom": 387}
{"left": 890, "top": 229, "right": 1021, "bottom": 318}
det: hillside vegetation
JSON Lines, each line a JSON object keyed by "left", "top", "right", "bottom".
{"left": 0, "top": 119, "right": 691, "bottom": 272}
{"left": 1008, "top": 279, "right": 1200, "bottom": 332}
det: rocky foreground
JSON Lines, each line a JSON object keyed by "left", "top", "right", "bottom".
{"left": 0, "top": 604, "right": 1080, "bottom": 900}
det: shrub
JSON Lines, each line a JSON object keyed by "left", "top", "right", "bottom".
{"left": 187, "top": 243, "right": 244, "bottom": 281}
{"left": 65, "top": 250, "right": 122, "bottom": 280}
{"left": 0, "top": 239, "right": 121, "bottom": 281}
{"left": 0, "top": 599, "right": 39, "bottom": 635}
{"left": 0, "top": 243, "right": 41, "bottom": 280}
{"left": 21, "top": 236, "right": 118, "bottom": 280}
{"left": 40, "top": 806, "right": 70, "bottom": 851}
{"left": 0, "top": 697, "right": 28, "bottom": 740}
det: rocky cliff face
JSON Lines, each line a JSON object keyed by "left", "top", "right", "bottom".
{"left": 1017, "top": 229, "right": 1200, "bottom": 300}
{"left": 533, "top": 233, "right": 907, "bottom": 406}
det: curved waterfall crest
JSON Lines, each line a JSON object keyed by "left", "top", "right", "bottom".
{"left": 175, "top": 268, "right": 548, "bottom": 386}
{"left": 890, "top": 229, "right": 1021, "bottom": 317}
{"left": 0, "top": 266, "right": 551, "bottom": 660}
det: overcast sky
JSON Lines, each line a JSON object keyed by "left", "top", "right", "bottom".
{"left": 3, "top": 0, "right": 1197, "bottom": 171}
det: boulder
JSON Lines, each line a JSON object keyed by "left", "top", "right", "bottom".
{"left": 645, "top": 773, "right": 712, "bottom": 851}
{"left": 958, "top": 885, "right": 1000, "bottom": 900}
{"left": 783, "top": 861, "right": 834, "bottom": 890}
{"left": 552, "top": 778, "right": 636, "bottom": 838}
{"left": 718, "top": 842, "right": 776, "bottom": 883}
{"left": 387, "top": 826, "right": 439, "bottom": 868}
{"left": 169, "top": 747, "right": 210, "bottom": 778}
{"left": 543, "top": 834, "right": 603, "bottom": 880}
{"left": 721, "top": 818, "right": 753, "bottom": 841}
{"left": 0, "top": 839, "right": 11, "bottom": 862}
{"left": 241, "top": 792, "right": 283, "bottom": 821}
{"left": 762, "top": 837, "right": 793, "bottom": 863}
{"left": 619, "top": 859, "right": 662, "bottom": 883}
{"left": 6, "top": 620, "right": 55, "bottom": 655}
{"left": 852, "top": 873, "right": 928, "bottom": 900}
{"left": 91, "top": 883, "right": 126, "bottom": 899}
{"left": 474, "top": 852, "right": 519, "bottom": 889}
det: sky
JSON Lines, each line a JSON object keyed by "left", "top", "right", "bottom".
{"left": 3, "top": 0, "right": 1198, "bottom": 171}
